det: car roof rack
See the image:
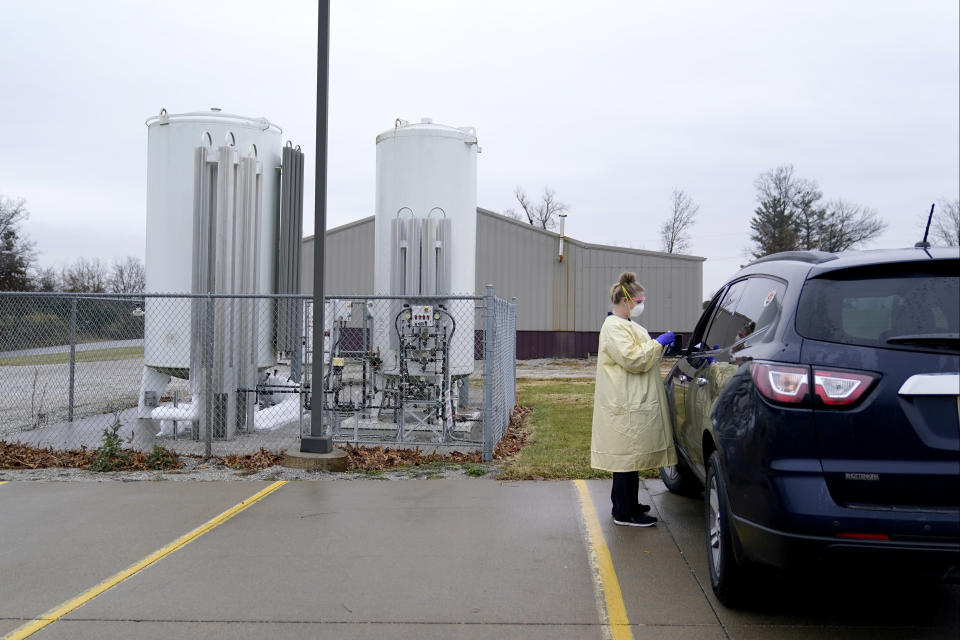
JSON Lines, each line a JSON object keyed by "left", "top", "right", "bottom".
{"left": 747, "top": 250, "right": 838, "bottom": 266}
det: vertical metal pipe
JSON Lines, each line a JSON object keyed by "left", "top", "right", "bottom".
{"left": 482, "top": 284, "right": 495, "bottom": 461}
{"left": 205, "top": 294, "right": 214, "bottom": 457}
{"left": 303, "top": 0, "right": 332, "bottom": 453}
{"left": 292, "top": 297, "right": 303, "bottom": 382}
{"left": 68, "top": 296, "right": 77, "bottom": 422}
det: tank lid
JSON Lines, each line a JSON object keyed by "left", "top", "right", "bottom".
{"left": 376, "top": 118, "right": 477, "bottom": 144}
{"left": 145, "top": 108, "right": 282, "bottom": 135}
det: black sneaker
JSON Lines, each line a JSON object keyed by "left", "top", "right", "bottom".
{"left": 613, "top": 513, "right": 658, "bottom": 527}
{"left": 611, "top": 503, "right": 652, "bottom": 518}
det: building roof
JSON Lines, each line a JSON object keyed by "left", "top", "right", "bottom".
{"left": 303, "top": 208, "right": 707, "bottom": 263}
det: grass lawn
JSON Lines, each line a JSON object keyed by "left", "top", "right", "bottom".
{"left": 0, "top": 346, "right": 144, "bottom": 367}
{"left": 497, "top": 377, "right": 665, "bottom": 481}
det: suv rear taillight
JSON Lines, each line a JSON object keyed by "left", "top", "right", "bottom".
{"left": 752, "top": 363, "right": 878, "bottom": 407}
{"left": 813, "top": 369, "right": 876, "bottom": 406}
{"left": 752, "top": 363, "right": 809, "bottom": 404}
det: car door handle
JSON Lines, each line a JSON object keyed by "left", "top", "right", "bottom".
{"left": 696, "top": 377, "right": 708, "bottom": 387}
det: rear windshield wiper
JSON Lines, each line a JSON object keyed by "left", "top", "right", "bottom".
{"left": 886, "top": 334, "right": 960, "bottom": 349}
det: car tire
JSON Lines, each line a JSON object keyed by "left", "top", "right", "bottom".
{"left": 659, "top": 453, "right": 701, "bottom": 497}
{"left": 705, "top": 450, "right": 753, "bottom": 607}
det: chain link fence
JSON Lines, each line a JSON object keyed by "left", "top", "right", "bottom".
{"left": 0, "top": 291, "right": 516, "bottom": 461}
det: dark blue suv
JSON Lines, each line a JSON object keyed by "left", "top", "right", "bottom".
{"left": 659, "top": 247, "right": 960, "bottom": 606}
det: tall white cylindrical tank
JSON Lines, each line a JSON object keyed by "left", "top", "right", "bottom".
{"left": 373, "top": 118, "right": 478, "bottom": 376}
{"left": 143, "top": 109, "right": 282, "bottom": 373}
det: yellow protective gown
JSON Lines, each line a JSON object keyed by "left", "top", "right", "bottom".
{"left": 591, "top": 314, "right": 678, "bottom": 472}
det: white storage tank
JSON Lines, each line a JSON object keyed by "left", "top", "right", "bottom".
{"left": 142, "top": 108, "right": 282, "bottom": 374}
{"left": 373, "top": 118, "right": 479, "bottom": 376}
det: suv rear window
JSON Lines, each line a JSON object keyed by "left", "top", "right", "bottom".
{"left": 796, "top": 262, "right": 959, "bottom": 352}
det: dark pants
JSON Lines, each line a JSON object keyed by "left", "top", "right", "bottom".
{"left": 611, "top": 471, "right": 640, "bottom": 520}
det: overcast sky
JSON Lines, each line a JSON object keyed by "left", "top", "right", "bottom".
{"left": 1, "top": 0, "right": 957, "bottom": 300}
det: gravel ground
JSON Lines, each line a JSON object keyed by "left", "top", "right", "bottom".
{"left": 0, "top": 457, "right": 501, "bottom": 483}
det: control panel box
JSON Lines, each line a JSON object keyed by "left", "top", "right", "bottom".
{"left": 410, "top": 306, "right": 435, "bottom": 327}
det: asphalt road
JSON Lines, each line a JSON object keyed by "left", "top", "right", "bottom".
{"left": 0, "top": 478, "right": 957, "bottom": 639}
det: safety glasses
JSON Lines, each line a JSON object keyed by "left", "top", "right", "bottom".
{"left": 620, "top": 285, "right": 645, "bottom": 304}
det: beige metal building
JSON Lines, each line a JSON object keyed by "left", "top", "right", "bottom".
{"left": 301, "top": 208, "right": 705, "bottom": 358}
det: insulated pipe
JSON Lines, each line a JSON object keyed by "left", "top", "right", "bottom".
{"left": 558, "top": 213, "right": 567, "bottom": 262}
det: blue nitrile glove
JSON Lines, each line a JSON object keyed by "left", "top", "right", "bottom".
{"left": 655, "top": 331, "right": 676, "bottom": 347}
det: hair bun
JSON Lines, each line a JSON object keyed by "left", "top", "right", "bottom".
{"left": 619, "top": 272, "right": 637, "bottom": 286}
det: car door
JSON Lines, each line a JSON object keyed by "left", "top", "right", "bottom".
{"left": 669, "top": 292, "right": 724, "bottom": 468}
{"left": 685, "top": 280, "right": 753, "bottom": 467}
{"left": 668, "top": 277, "right": 790, "bottom": 474}
{"left": 668, "top": 282, "right": 745, "bottom": 477}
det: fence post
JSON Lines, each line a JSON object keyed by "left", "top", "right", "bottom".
{"left": 68, "top": 296, "right": 77, "bottom": 422}
{"left": 483, "top": 284, "right": 495, "bottom": 462}
{"left": 510, "top": 297, "right": 517, "bottom": 411}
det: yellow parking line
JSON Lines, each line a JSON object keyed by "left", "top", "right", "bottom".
{"left": 0, "top": 481, "right": 7, "bottom": 486}
{"left": 3, "top": 480, "right": 287, "bottom": 640}
{"left": 573, "top": 479, "right": 634, "bottom": 640}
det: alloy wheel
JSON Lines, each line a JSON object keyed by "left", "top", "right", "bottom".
{"left": 708, "top": 474, "right": 722, "bottom": 575}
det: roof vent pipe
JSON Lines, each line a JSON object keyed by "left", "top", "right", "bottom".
{"left": 558, "top": 213, "right": 567, "bottom": 262}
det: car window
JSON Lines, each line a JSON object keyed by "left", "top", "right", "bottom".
{"left": 704, "top": 279, "right": 749, "bottom": 350}
{"left": 730, "top": 277, "right": 787, "bottom": 353}
{"left": 689, "top": 289, "right": 725, "bottom": 347}
{"left": 796, "top": 264, "right": 959, "bottom": 352}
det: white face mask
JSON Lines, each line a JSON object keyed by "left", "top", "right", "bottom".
{"left": 629, "top": 301, "right": 645, "bottom": 318}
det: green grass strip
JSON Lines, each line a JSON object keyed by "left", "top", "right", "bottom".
{"left": 498, "top": 379, "right": 606, "bottom": 481}
{"left": 0, "top": 346, "right": 144, "bottom": 367}
{"left": 497, "top": 378, "right": 663, "bottom": 481}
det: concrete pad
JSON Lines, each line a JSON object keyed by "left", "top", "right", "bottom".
{"left": 629, "top": 626, "right": 726, "bottom": 639}
{"left": 0, "top": 482, "right": 270, "bottom": 622}
{"left": 6, "top": 476, "right": 957, "bottom": 639}
{"left": 282, "top": 448, "right": 349, "bottom": 471}
{"left": 725, "top": 626, "right": 960, "bottom": 640}
{"left": 646, "top": 478, "right": 960, "bottom": 638}
{"left": 32, "top": 620, "right": 735, "bottom": 639}
{"left": 63, "top": 480, "right": 600, "bottom": 628}
{"left": 33, "top": 620, "right": 604, "bottom": 640}
{"left": 0, "top": 619, "right": 25, "bottom": 637}
{"left": 584, "top": 479, "right": 722, "bottom": 629}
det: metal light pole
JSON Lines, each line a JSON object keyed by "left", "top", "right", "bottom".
{"left": 301, "top": 0, "right": 332, "bottom": 453}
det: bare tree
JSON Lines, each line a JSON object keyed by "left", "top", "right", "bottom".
{"left": 750, "top": 165, "right": 886, "bottom": 257}
{"left": 749, "top": 165, "right": 818, "bottom": 258}
{"left": 931, "top": 198, "right": 959, "bottom": 247}
{"left": 659, "top": 188, "right": 699, "bottom": 253}
{"left": 1, "top": 195, "right": 36, "bottom": 291}
{"left": 31, "top": 266, "right": 60, "bottom": 291}
{"left": 108, "top": 256, "right": 146, "bottom": 293}
{"left": 511, "top": 186, "right": 568, "bottom": 230}
{"left": 502, "top": 207, "right": 527, "bottom": 223}
{"left": 513, "top": 187, "right": 535, "bottom": 225}
{"left": 818, "top": 200, "right": 887, "bottom": 252}
{"left": 61, "top": 257, "right": 108, "bottom": 292}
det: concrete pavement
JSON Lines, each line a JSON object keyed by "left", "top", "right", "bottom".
{"left": 0, "top": 478, "right": 957, "bottom": 639}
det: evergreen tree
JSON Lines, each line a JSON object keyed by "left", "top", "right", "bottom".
{"left": 0, "top": 196, "right": 35, "bottom": 291}
{"left": 749, "top": 166, "right": 885, "bottom": 258}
